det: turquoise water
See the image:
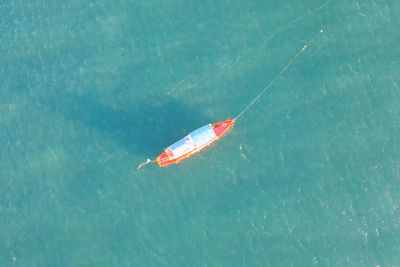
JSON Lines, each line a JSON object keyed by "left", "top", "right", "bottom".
{"left": 1, "top": 0, "right": 400, "bottom": 265}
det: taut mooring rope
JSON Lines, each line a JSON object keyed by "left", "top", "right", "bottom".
{"left": 235, "top": 29, "right": 324, "bottom": 121}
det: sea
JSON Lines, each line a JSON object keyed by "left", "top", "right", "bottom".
{"left": 1, "top": 0, "right": 399, "bottom": 266}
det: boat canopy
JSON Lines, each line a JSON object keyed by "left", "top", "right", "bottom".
{"left": 168, "top": 124, "right": 217, "bottom": 159}
{"left": 169, "top": 136, "right": 195, "bottom": 158}
{"left": 190, "top": 124, "right": 217, "bottom": 148}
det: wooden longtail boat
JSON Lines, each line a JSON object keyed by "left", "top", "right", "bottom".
{"left": 137, "top": 30, "right": 323, "bottom": 169}
{"left": 156, "top": 118, "right": 235, "bottom": 167}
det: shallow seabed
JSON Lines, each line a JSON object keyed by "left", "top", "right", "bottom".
{"left": 1, "top": 0, "right": 399, "bottom": 265}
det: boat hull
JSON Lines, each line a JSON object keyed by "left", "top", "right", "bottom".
{"left": 156, "top": 118, "right": 235, "bottom": 167}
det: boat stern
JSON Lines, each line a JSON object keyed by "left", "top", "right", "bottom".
{"left": 157, "top": 151, "right": 172, "bottom": 167}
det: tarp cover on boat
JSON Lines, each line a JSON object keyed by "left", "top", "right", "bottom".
{"left": 190, "top": 124, "right": 217, "bottom": 148}
{"left": 168, "top": 124, "right": 217, "bottom": 159}
{"left": 169, "top": 136, "right": 195, "bottom": 158}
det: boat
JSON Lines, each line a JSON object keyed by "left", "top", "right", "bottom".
{"left": 156, "top": 118, "right": 235, "bottom": 167}
{"left": 137, "top": 30, "right": 323, "bottom": 169}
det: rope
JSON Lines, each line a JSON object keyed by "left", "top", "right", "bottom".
{"left": 235, "top": 29, "right": 324, "bottom": 121}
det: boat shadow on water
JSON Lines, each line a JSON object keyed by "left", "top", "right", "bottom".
{"left": 40, "top": 90, "right": 212, "bottom": 157}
